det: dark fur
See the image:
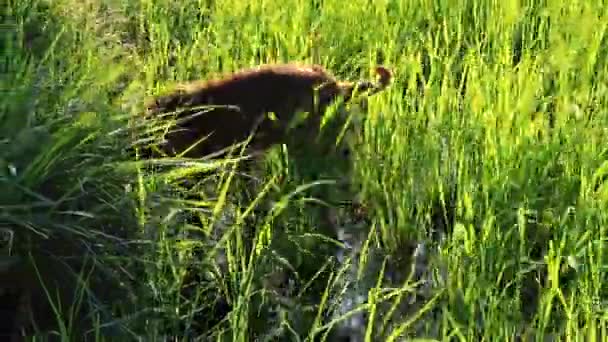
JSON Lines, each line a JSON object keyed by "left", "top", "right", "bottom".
{"left": 137, "top": 63, "right": 392, "bottom": 159}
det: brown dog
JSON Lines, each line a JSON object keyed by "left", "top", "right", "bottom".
{"left": 136, "top": 63, "right": 392, "bottom": 160}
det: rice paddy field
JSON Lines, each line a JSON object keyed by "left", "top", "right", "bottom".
{"left": 2, "top": 0, "right": 608, "bottom": 340}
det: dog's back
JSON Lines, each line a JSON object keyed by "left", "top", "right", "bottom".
{"left": 141, "top": 63, "right": 392, "bottom": 159}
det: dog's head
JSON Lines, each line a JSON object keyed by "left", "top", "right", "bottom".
{"left": 300, "top": 65, "right": 393, "bottom": 160}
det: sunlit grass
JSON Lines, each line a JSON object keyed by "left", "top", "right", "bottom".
{"left": 2, "top": 0, "right": 608, "bottom": 340}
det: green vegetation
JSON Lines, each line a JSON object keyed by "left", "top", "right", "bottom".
{"left": 2, "top": 0, "right": 608, "bottom": 340}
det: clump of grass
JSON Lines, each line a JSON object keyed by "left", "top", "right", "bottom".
{"left": 1, "top": 0, "right": 147, "bottom": 339}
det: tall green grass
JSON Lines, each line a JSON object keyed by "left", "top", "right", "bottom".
{"left": 2, "top": 0, "right": 608, "bottom": 340}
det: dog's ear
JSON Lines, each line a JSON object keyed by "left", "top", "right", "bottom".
{"left": 374, "top": 66, "right": 392, "bottom": 89}
{"left": 316, "top": 65, "right": 393, "bottom": 109}
{"left": 357, "top": 66, "right": 393, "bottom": 97}
{"left": 338, "top": 66, "right": 393, "bottom": 101}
